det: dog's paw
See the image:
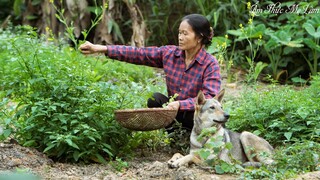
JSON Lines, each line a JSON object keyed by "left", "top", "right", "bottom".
{"left": 168, "top": 153, "right": 183, "bottom": 164}
{"left": 167, "top": 153, "right": 184, "bottom": 168}
{"left": 168, "top": 158, "right": 187, "bottom": 168}
{"left": 168, "top": 161, "right": 179, "bottom": 168}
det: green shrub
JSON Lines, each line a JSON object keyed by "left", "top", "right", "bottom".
{"left": 0, "top": 26, "right": 165, "bottom": 163}
{"left": 226, "top": 75, "right": 320, "bottom": 146}
{"left": 240, "top": 141, "right": 320, "bottom": 179}
{"left": 225, "top": 1, "right": 319, "bottom": 81}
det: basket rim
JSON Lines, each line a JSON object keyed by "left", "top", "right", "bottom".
{"left": 114, "top": 107, "right": 177, "bottom": 113}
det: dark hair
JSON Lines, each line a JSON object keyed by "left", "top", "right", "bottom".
{"left": 182, "top": 14, "right": 213, "bottom": 46}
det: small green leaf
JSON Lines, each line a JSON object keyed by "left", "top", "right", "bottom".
{"left": 284, "top": 132, "right": 293, "bottom": 141}
{"left": 4, "top": 118, "right": 11, "bottom": 125}
{"left": 49, "top": 105, "right": 57, "bottom": 111}
{"left": 198, "top": 149, "right": 210, "bottom": 160}
{"left": 291, "top": 77, "right": 307, "bottom": 84}
{"left": 285, "top": 40, "right": 304, "bottom": 48}
{"left": 88, "top": 136, "right": 96, "bottom": 142}
{"left": 23, "top": 140, "right": 36, "bottom": 147}
{"left": 66, "top": 139, "right": 80, "bottom": 149}
{"left": 227, "top": 29, "right": 242, "bottom": 36}
{"left": 304, "top": 38, "right": 320, "bottom": 52}
{"left": 221, "top": 162, "right": 231, "bottom": 173}
{"left": 306, "top": 121, "right": 313, "bottom": 126}
{"left": 43, "top": 144, "right": 56, "bottom": 153}
{"left": 304, "top": 23, "right": 320, "bottom": 38}
{"left": 297, "top": 107, "right": 309, "bottom": 119}
{"left": 215, "top": 165, "right": 225, "bottom": 174}
{"left": 252, "top": 130, "right": 262, "bottom": 136}
{"left": 95, "top": 153, "right": 108, "bottom": 164}
{"left": 102, "top": 148, "right": 113, "bottom": 157}
{"left": 73, "top": 151, "right": 80, "bottom": 161}
{"left": 225, "top": 142, "right": 233, "bottom": 150}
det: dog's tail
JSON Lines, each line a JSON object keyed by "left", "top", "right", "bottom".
{"left": 242, "top": 162, "right": 262, "bottom": 168}
{"left": 242, "top": 159, "right": 275, "bottom": 168}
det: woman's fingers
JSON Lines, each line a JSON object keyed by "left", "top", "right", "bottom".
{"left": 79, "top": 41, "right": 93, "bottom": 54}
{"left": 80, "top": 49, "right": 91, "bottom": 54}
{"left": 166, "top": 101, "right": 180, "bottom": 110}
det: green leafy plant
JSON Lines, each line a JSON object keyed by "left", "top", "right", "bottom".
{"left": 0, "top": 26, "right": 166, "bottom": 163}
{"left": 241, "top": 141, "right": 320, "bottom": 179}
{"left": 302, "top": 15, "right": 320, "bottom": 76}
{"left": 223, "top": 1, "right": 319, "bottom": 82}
{"left": 193, "top": 0, "right": 247, "bottom": 36}
{"left": 120, "top": 129, "right": 170, "bottom": 157}
{"left": 167, "top": 121, "right": 190, "bottom": 154}
{"left": 51, "top": 0, "right": 104, "bottom": 49}
{"left": 227, "top": 2, "right": 268, "bottom": 83}
{"left": 0, "top": 97, "right": 15, "bottom": 141}
{"left": 162, "top": 93, "right": 179, "bottom": 108}
{"left": 226, "top": 75, "right": 320, "bottom": 146}
{"left": 195, "top": 127, "right": 243, "bottom": 174}
{"left": 263, "top": 28, "right": 304, "bottom": 82}
{"left": 109, "top": 157, "right": 129, "bottom": 172}
{"left": 208, "top": 35, "right": 235, "bottom": 83}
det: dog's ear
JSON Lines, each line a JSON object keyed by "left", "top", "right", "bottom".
{"left": 196, "top": 90, "right": 206, "bottom": 105}
{"left": 215, "top": 89, "right": 225, "bottom": 103}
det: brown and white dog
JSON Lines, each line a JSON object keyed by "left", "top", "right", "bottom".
{"left": 168, "top": 89, "right": 274, "bottom": 168}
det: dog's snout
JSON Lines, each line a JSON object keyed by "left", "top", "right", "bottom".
{"left": 224, "top": 113, "right": 230, "bottom": 119}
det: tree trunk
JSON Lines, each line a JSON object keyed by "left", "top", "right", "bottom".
{"left": 65, "top": 0, "right": 91, "bottom": 38}
{"left": 123, "top": 0, "right": 148, "bottom": 47}
{"left": 39, "top": 0, "right": 61, "bottom": 37}
{"left": 15, "top": 0, "right": 147, "bottom": 47}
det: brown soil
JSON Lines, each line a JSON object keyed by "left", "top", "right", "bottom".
{"left": 0, "top": 141, "right": 319, "bottom": 180}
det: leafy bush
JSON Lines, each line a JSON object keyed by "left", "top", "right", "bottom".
{"left": 226, "top": 1, "right": 320, "bottom": 81}
{"left": 241, "top": 141, "right": 320, "bottom": 179}
{"left": 275, "top": 141, "right": 320, "bottom": 173}
{"left": 226, "top": 75, "right": 320, "bottom": 146}
{"left": 0, "top": 26, "right": 166, "bottom": 163}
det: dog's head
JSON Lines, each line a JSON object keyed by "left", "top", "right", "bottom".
{"left": 194, "top": 89, "right": 230, "bottom": 129}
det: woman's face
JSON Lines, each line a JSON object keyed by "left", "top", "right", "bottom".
{"left": 178, "top": 20, "right": 201, "bottom": 51}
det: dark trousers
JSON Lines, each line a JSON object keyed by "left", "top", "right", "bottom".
{"left": 147, "top": 92, "right": 194, "bottom": 132}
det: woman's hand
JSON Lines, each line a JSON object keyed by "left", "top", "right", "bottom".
{"left": 166, "top": 101, "right": 180, "bottom": 111}
{"left": 79, "top": 41, "right": 107, "bottom": 54}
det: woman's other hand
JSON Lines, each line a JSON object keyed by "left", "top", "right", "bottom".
{"left": 166, "top": 101, "right": 180, "bottom": 111}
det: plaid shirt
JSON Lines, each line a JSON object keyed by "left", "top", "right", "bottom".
{"left": 107, "top": 45, "right": 221, "bottom": 111}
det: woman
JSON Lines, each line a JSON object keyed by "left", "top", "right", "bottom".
{"left": 80, "top": 14, "right": 221, "bottom": 132}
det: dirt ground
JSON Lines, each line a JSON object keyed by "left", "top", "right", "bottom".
{"left": 0, "top": 75, "right": 319, "bottom": 180}
{"left": 0, "top": 137, "right": 319, "bottom": 180}
{"left": 0, "top": 141, "right": 238, "bottom": 179}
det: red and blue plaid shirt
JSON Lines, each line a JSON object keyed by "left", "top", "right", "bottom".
{"left": 106, "top": 45, "right": 221, "bottom": 111}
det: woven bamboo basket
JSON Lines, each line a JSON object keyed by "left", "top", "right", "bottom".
{"left": 114, "top": 108, "right": 177, "bottom": 131}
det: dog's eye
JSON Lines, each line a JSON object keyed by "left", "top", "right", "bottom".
{"left": 210, "top": 106, "right": 215, "bottom": 109}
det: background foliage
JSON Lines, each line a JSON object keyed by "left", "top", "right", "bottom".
{"left": 225, "top": 78, "right": 320, "bottom": 146}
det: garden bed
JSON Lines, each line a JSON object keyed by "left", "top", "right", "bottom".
{"left": 0, "top": 80, "right": 319, "bottom": 179}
